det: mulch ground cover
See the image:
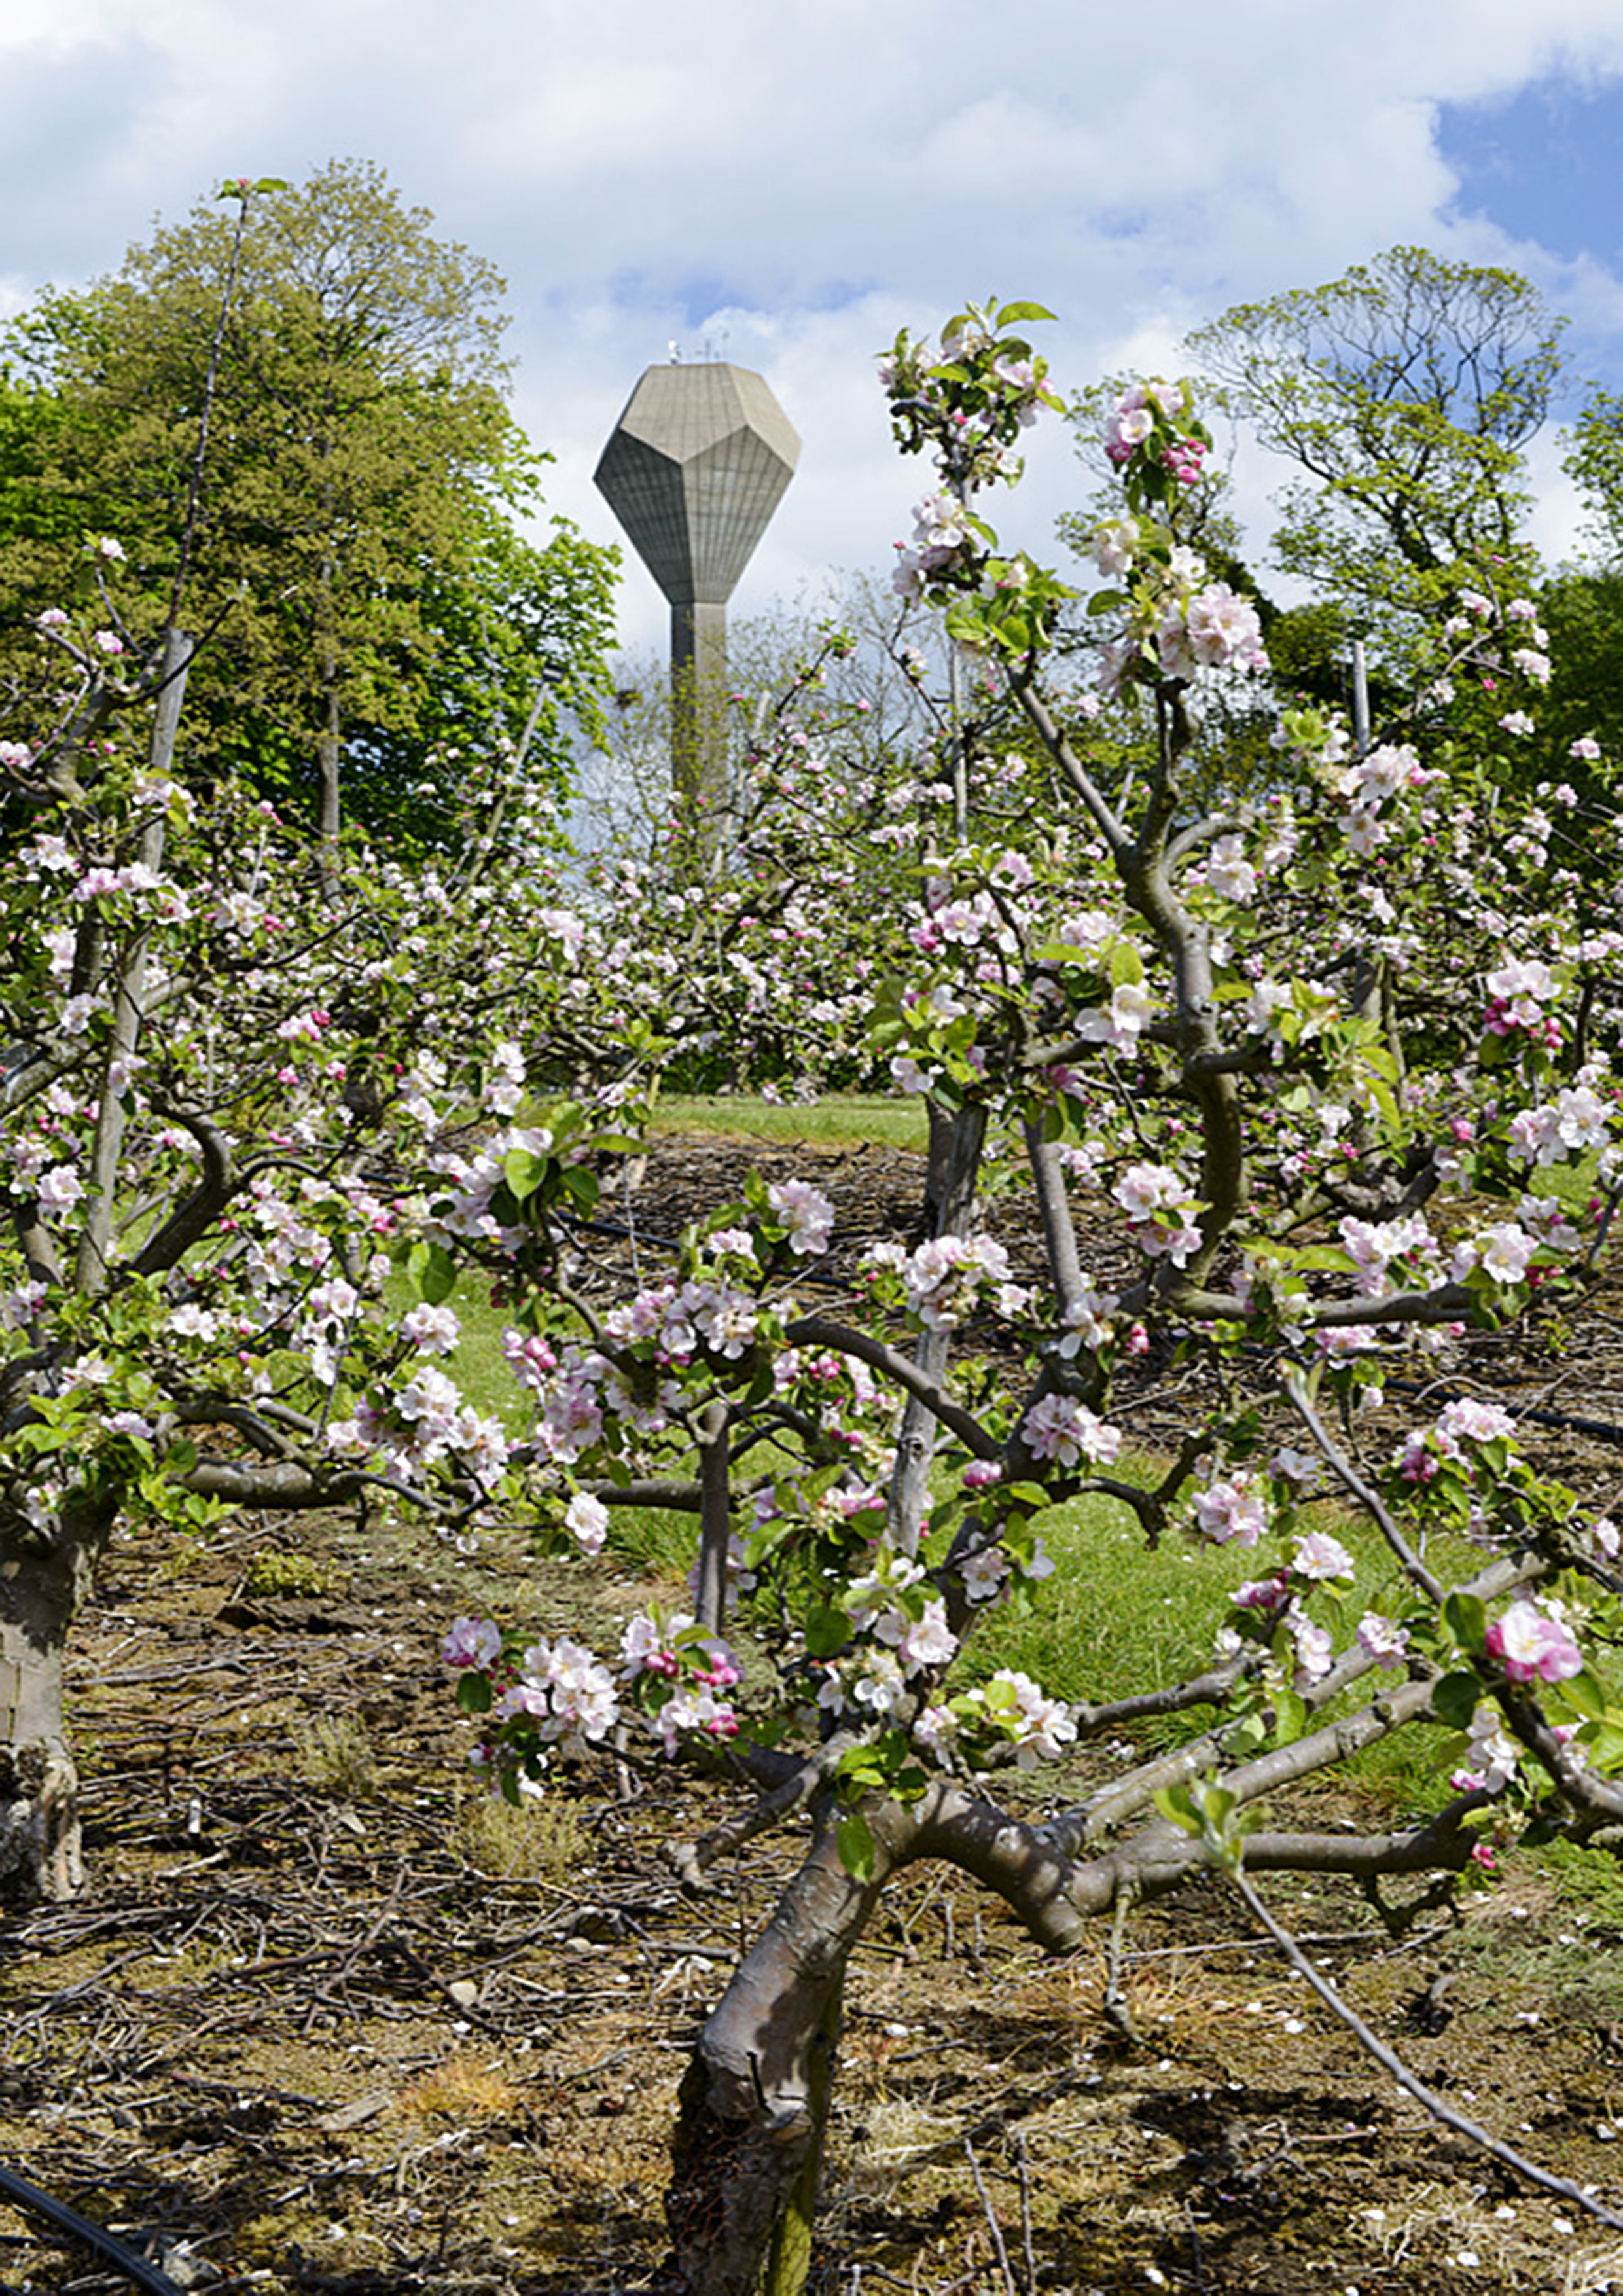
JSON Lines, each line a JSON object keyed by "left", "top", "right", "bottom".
{"left": 5, "top": 1136, "right": 1623, "bottom": 2294}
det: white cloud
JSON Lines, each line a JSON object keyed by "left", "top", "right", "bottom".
{"left": 5, "top": 0, "right": 1623, "bottom": 649}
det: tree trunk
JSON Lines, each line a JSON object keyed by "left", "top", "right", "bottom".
{"left": 0, "top": 1499, "right": 113, "bottom": 1907}
{"left": 316, "top": 558, "right": 342, "bottom": 902}
{"left": 664, "top": 1804, "right": 904, "bottom": 2295}
{"left": 888, "top": 1099, "right": 986, "bottom": 1552}
{"left": 317, "top": 678, "right": 342, "bottom": 902}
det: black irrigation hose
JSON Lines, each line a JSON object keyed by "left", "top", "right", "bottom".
{"left": 1382, "top": 1374, "right": 1623, "bottom": 1452}
{"left": 0, "top": 2162, "right": 188, "bottom": 2296}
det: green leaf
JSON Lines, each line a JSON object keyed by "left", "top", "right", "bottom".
{"left": 409, "top": 1240, "right": 458, "bottom": 1306}
{"left": 1033, "top": 942, "right": 1107, "bottom": 968}
{"left": 562, "top": 1162, "right": 600, "bottom": 1211}
{"left": 1154, "top": 1784, "right": 1202, "bottom": 1836}
{"left": 1557, "top": 1666, "right": 1609, "bottom": 1723}
{"left": 1442, "top": 1593, "right": 1486, "bottom": 1656}
{"left": 1586, "top": 1720, "right": 1623, "bottom": 1774}
{"left": 804, "top": 1603, "right": 853, "bottom": 1659}
{"left": 1005, "top": 1482, "right": 1050, "bottom": 1511}
{"left": 994, "top": 301, "right": 1058, "bottom": 326}
{"left": 1271, "top": 1687, "right": 1308, "bottom": 1746}
{"left": 836, "top": 1810, "right": 877, "bottom": 1884}
{"left": 1200, "top": 1785, "right": 1237, "bottom": 1831}
{"left": 1431, "top": 1670, "right": 1482, "bottom": 1730}
{"left": 14, "top": 1426, "right": 67, "bottom": 1458}
{"left": 503, "top": 1147, "right": 550, "bottom": 1203}
{"left": 457, "top": 1672, "right": 493, "bottom": 1715}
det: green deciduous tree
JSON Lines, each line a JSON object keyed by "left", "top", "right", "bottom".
{"left": 0, "top": 162, "right": 616, "bottom": 861}
{"left": 1186, "top": 246, "right": 1565, "bottom": 664}
{"left": 1565, "top": 385, "right": 1623, "bottom": 566}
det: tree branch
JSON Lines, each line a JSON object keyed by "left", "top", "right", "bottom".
{"left": 784, "top": 1314, "right": 1001, "bottom": 1459}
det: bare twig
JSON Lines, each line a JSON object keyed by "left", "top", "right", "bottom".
{"left": 1285, "top": 1367, "right": 1444, "bottom": 1601}
{"left": 1235, "top": 1869, "right": 1623, "bottom": 2233}
{"left": 962, "top": 2135, "right": 1020, "bottom": 2296}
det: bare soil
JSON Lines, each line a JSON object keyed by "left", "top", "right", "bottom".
{"left": 7, "top": 1138, "right": 1623, "bottom": 2295}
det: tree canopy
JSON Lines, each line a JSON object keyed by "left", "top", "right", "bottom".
{"left": 0, "top": 162, "right": 617, "bottom": 855}
{"left": 1185, "top": 246, "right": 1567, "bottom": 661}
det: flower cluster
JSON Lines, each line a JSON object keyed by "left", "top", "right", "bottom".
{"left": 1484, "top": 1597, "right": 1583, "bottom": 1687}
{"left": 621, "top": 1611, "right": 743, "bottom": 1751}
{"left": 1101, "top": 378, "right": 1206, "bottom": 490}
{"left": 914, "top": 1670, "right": 1077, "bottom": 1770}
{"left": 1020, "top": 1392, "right": 1122, "bottom": 1469}
{"left": 864, "top": 1232, "right": 1029, "bottom": 1330}
{"left": 1396, "top": 1397, "right": 1519, "bottom": 1485}
{"left": 1112, "top": 1162, "right": 1204, "bottom": 1266}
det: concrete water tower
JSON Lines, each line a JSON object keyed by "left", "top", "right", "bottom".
{"left": 595, "top": 361, "right": 800, "bottom": 851}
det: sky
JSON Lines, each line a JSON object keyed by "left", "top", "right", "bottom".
{"left": 6, "top": 1, "right": 1623, "bottom": 659}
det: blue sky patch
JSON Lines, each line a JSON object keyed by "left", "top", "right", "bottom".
{"left": 1436, "top": 75, "right": 1623, "bottom": 264}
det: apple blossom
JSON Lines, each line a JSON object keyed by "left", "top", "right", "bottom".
{"left": 1020, "top": 1393, "right": 1122, "bottom": 1468}
{"left": 1192, "top": 1475, "right": 1268, "bottom": 1549}
{"left": 1486, "top": 1599, "right": 1583, "bottom": 1685}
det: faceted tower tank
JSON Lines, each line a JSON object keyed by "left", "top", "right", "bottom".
{"left": 595, "top": 362, "right": 800, "bottom": 850}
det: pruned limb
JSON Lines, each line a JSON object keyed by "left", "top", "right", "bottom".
{"left": 1163, "top": 1280, "right": 1477, "bottom": 1331}
{"left": 1008, "top": 666, "right": 1132, "bottom": 861}
{"left": 582, "top": 1479, "right": 705, "bottom": 1511}
{"left": 1043, "top": 1673, "right": 1436, "bottom": 1857}
{"left": 1022, "top": 1117, "right": 1090, "bottom": 1325}
{"left": 694, "top": 1398, "right": 731, "bottom": 1635}
{"left": 888, "top": 1099, "right": 986, "bottom": 1551}
{"left": 1072, "top": 1654, "right": 1251, "bottom": 1734}
{"left": 135, "top": 1107, "right": 236, "bottom": 1276}
{"left": 664, "top": 1751, "right": 834, "bottom": 1892}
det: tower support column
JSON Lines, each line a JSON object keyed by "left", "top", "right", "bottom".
{"left": 671, "top": 599, "right": 730, "bottom": 857}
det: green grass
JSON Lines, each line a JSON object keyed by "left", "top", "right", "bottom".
{"left": 649, "top": 1094, "right": 929, "bottom": 1153}
{"left": 604, "top": 1505, "right": 702, "bottom": 1584}
{"left": 382, "top": 1267, "right": 527, "bottom": 1431}
{"left": 961, "top": 1484, "right": 1249, "bottom": 1712}
{"left": 961, "top": 1473, "right": 1487, "bottom": 1805}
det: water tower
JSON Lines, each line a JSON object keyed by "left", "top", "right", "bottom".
{"left": 596, "top": 361, "right": 800, "bottom": 852}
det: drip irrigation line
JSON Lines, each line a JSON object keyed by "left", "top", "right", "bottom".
{"left": 0, "top": 2162, "right": 188, "bottom": 2296}
{"left": 1380, "top": 1373, "right": 1623, "bottom": 1450}
{"left": 564, "top": 1213, "right": 866, "bottom": 1295}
